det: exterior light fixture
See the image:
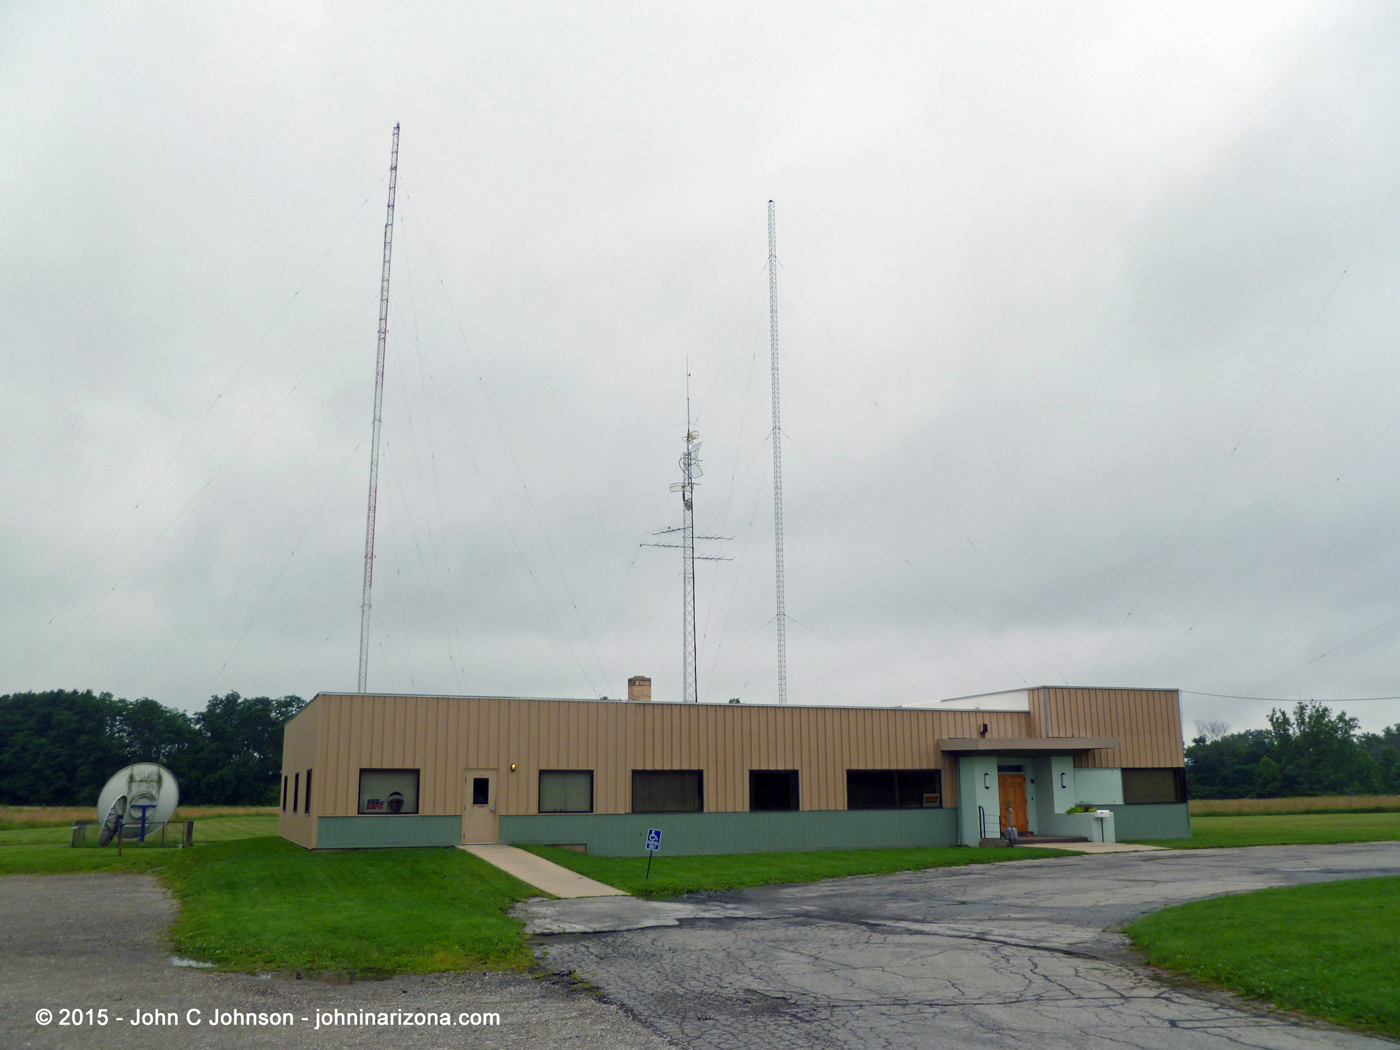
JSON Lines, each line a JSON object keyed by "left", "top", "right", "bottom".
{"left": 510, "top": 763, "right": 517, "bottom": 772}
{"left": 1060, "top": 772, "right": 1067, "bottom": 788}
{"left": 983, "top": 772, "right": 990, "bottom": 789}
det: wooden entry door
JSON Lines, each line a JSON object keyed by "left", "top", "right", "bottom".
{"left": 463, "top": 769, "right": 498, "bottom": 844}
{"left": 998, "top": 773, "right": 1028, "bottom": 834}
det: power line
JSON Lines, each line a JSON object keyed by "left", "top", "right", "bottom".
{"left": 1183, "top": 689, "right": 1400, "bottom": 705}
{"left": 211, "top": 423, "right": 371, "bottom": 693}
{"left": 1101, "top": 172, "right": 1400, "bottom": 684}
{"left": 1134, "top": 399, "right": 1400, "bottom": 687}
{"left": 3, "top": 170, "right": 388, "bottom": 692}
{"left": 778, "top": 262, "right": 1067, "bottom": 685}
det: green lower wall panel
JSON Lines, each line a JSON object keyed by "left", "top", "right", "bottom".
{"left": 315, "top": 815, "right": 462, "bottom": 849}
{"left": 498, "top": 809, "right": 959, "bottom": 856}
{"left": 1106, "top": 803, "right": 1191, "bottom": 840}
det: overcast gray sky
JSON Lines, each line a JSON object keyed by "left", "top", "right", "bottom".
{"left": 5, "top": 2, "right": 1400, "bottom": 735}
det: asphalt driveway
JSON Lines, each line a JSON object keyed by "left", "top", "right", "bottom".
{"left": 1, "top": 873, "right": 669, "bottom": 1050}
{"left": 520, "top": 842, "right": 1400, "bottom": 1050}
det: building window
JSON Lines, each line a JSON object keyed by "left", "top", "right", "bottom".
{"left": 282, "top": 775, "right": 288, "bottom": 810}
{"left": 749, "top": 770, "right": 799, "bottom": 811}
{"left": 304, "top": 769, "right": 312, "bottom": 814}
{"left": 293, "top": 772, "right": 300, "bottom": 812}
{"left": 632, "top": 770, "right": 703, "bottom": 813}
{"left": 539, "top": 770, "right": 593, "bottom": 813}
{"left": 471, "top": 777, "right": 489, "bottom": 806}
{"left": 847, "top": 769, "right": 941, "bottom": 809}
{"left": 359, "top": 769, "right": 420, "bottom": 814}
{"left": 1121, "top": 768, "right": 1187, "bottom": 805}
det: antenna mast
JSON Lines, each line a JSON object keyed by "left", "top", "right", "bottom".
{"left": 643, "top": 367, "right": 730, "bottom": 702}
{"left": 358, "top": 123, "right": 399, "bottom": 693}
{"left": 768, "top": 200, "right": 788, "bottom": 704}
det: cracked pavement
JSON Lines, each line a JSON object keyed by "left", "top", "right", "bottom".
{"left": 2, "top": 873, "right": 671, "bottom": 1050}
{"left": 520, "top": 843, "right": 1400, "bottom": 1049}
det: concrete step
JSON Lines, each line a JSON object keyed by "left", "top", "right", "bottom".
{"left": 980, "top": 835, "right": 1090, "bottom": 847}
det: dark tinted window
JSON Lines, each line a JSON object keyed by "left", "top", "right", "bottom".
{"left": 1122, "top": 768, "right": 1186, "bottom": 804}
{"left": 749, "top": 770, "right": 799, "bottom": 811}
{"left": 847, "top": 770, "right": 896, "bottom": 809}
{"left": 847, "top": 769, "right": 941, "bottom": 809}
{"left": 632, "top": 770, "right": 704, "bottom": 812}
{"left": 282, "top": 775, "right": 288, "bottom": 810}
{"left": 539, "top": 771, "right": 593, "bottom": 813}
{"left": 304, "top": 769, "right": 312, "bottom": 814}
{"left": 895, "top": 769, "right": 941, "bottom": 808}
{"left": 293, "top": 772, "right": 299, "bottom": 812}
{"left": 472, "top": 777, "right": 490, "bottom": 806}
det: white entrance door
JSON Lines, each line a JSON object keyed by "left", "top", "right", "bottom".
{"left": 463, "top": 769, "right": 498, "bottom": 843}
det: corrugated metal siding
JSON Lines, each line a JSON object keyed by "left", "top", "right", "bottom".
{"left": 277, "top": 699, "right": 319, "bottom": 848}
{"left": 304, "top": 693, "right": 1046, "bottom": 817}
{"left": 292, "top": 688, "right": 1181, "bottom": 826}
{"left": 1042, "top": 687, "right": 1184, "bottom": 768}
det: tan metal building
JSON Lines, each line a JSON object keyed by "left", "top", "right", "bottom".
{"left": 278, "top": 685, "right": 1188, "bottom": 853}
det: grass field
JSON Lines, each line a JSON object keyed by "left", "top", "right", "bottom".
{"left": 1127, "top": 876, "right": 1400, "bottom": 1039}
{"left": 1136, "top": 811, "right": 1400, "bottom": 849}
{"left": 162, "top": 838, "right": 535, "bottom": 974}
{"left": 1190, "top": 796, "right": 1400, "bottom": 817}
{"left": 0, "top": 826, "right": 536, "bottom": 974}
{"left": 0, "top": 814, "right": 279, "bottom": 874}
{"left": 523, "top": 844, "right": 1075, "bottom": 899}
{"left": 0, "top": 805, "right": 278, "bottom": 829}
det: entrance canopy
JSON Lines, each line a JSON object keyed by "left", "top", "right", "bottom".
{"left": 938, "top": 737, "right": 1117, "bottom": 755}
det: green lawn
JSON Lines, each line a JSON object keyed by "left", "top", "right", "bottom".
{"left": 1127, "top": 876, "right": 1400, "bottom": 1039}
{"left": 0, "top": 814, "right": 280, "bottom": 874}
{"left": 523, "top": 844, "right": 1075, "bottom": 899}
{"left": 162, "top": 838, "right": 536, "bottom": 975}
{"left": 1134, "top": 811, "right": 1400, "bottom": 849}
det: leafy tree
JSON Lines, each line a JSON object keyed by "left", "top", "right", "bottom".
{"left": 183, "top": 692, "right": 305, "bottom": 805}
{"left": 113, "top": 697, "right": 198, "bottom": 770}
{"left": 0, "top": 691, "right": 128, "bottom": 805}
{"left": 1262, "top": 702, "right": 1377, "bottom": 796}
{"left": 1186, "top": 703, "right": 1394, "bottom": 799}
{"left": 1359, "top": 725, "right": 1400, "bottom": 793}
{"left": 1184, "top": 728, "right": 1273, "bottom": 798}
{"left": 0, "top": 689, "right": 305, "bottom": 806}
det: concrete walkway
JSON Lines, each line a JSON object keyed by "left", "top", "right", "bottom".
{"left": 461, "top": 843, "right": 628, "bottom": 897}
{"left": 1043, "top": 841, "right": 1168, "bottom": 853}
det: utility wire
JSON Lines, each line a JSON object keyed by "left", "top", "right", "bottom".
{"left": 1134, "top": 400, "right": 1400, "bottom": 687}
{"left": 411, "top": 347, "right": 601, "bottom": 695}
{"left": 786, "top": 614, "right": 944, "bottom": 702}
{"left": 1092, "top": 172, "right": 1400, "bottom": 683}
{"left": 1183, "top": 689, "right": 1400, "bottom": 704}
{"left": 404, "top": 193, "right": 608, "bottom": 687}
{"left": 4, "top": 173, "right": 387, "bottom": 691}
{"left": 22, "top": 298, "right": 375, "bottom": 688}
{"left": 781, "top": 428, "right": 1030, "bottom": 687}
{"left": 780, "top": 263, "right": 1066, "bottom": 684}
{"left": 210, "top": 423, "right": 371, "bottom": 693}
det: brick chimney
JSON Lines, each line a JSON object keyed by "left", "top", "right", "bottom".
{"left": 627, "top": 675, "right": 652, "bottom": 702}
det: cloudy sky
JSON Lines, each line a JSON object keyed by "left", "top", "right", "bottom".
{"left": 5, "top": 2, "right": 1400, "bottom": 734}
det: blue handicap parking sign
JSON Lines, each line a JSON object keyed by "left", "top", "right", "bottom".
{"left": 645, "top": 828, "right": 662, "bottom": 851}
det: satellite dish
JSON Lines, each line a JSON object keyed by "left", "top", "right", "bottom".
{"left": 97, "top": 763, "right": 179, "bottom": 841}
{"left": 98, "top": 794, "right": 127, "bottom": 847}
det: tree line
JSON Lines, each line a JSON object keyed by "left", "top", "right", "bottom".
{"left": 1187, "top": 701, "right": 1400, "bottom": 799}
{"left": 0, "top": 690, "right": 306, "bottom": 807}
